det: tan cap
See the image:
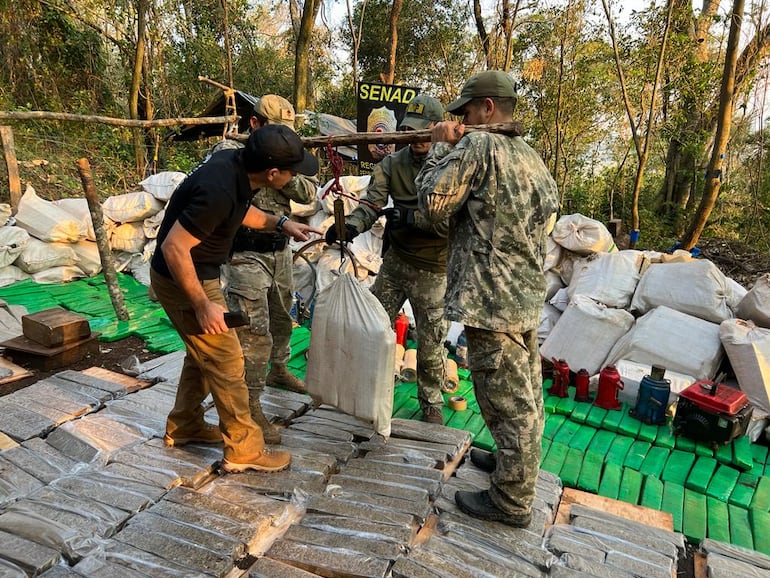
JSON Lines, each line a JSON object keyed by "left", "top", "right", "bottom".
{"left": 253, "top": 95, "right": 296, "bottom": 130}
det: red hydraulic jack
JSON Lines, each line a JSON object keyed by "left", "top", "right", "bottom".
{"left": 594, "top": 364, "right": 624, "bottom": 410}
{"left": 574, "top": 368, "right": 593, "bottom": 402}
{"left": 547, "top": 358, "right": 570, "bottom": 397}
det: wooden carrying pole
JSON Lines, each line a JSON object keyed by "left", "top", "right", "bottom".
{"left": 220, "top": 121, "right": 523, "bottom": 148}
{"left": 76, "top": 158, "right": 130, "bottom": 321}
{"left": 300, "top": 121, "right": 523, "bottom": 148}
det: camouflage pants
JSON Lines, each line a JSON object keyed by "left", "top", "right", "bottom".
{"left": 465, "top": 326, "right": 544, "bottom": 516}
{"left": 372, "top": 250, "right": 448, "bottom": 410}
{"left": 223, "top": 246, "right": 294, "bottom": 393}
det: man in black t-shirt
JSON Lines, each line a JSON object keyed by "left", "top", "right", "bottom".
{"left": 150, "top": 125, "right": 319, "bottom": 473}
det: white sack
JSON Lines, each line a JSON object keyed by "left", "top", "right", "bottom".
{"left": 0, "top": 204, "right": 11, "bottom": 226}
{"left": 348, "top": 229, "right": 384, "bottom": 276}
{"left": 725, "top": 277, "right": 748, "bottom": 315}
{"left": 313, "top": 245, "right": 372, "bottom": 295}
{"left": 109, "top": 222, "right": 146, "bottom": 254}
{"left": 319, "top": 175, "right": 371, "bottom": 215}
{"left": 15, "top": 238, "right": 78, "bottom": 273}
{"left": 605, "top": 305, "right": 724, "bottom": 381}
{"left": 31, "top": 265, "right": 85, "bottom": 284}
{"left": 128, "top": 254, "right": 151, "bottom": 286}
{"left": 540, "top": 295, "right": 635, "bottom": 375}
{"left": 567, "top": 250, "right": 646, "bottom": 309}
{"left": 630, "top": 259, "right": 732, "bottom": 324}
{"left": 549, "top": 287, "right": 570, "bottom": 312}
{"left": 613, "top": 359, "right": 696, "bottom": 407}
{"left": 305, "top": 273, "right": 394, "bottom": 436}
{"left": 143, "top": 209, "right": 165, "bottom": 239}
{"left": 70, "top": 240, "right": 102, "bottom": 277}
{"left": 14, "top": 185, "right": 86, "bottom": 242}
{"left": 290, "top": 198, "right": 320, "bottom": 217}
{"left": 736, "top": 273, "right": 770, "bottom": 328}
{"left": 544, "top": 236, "right": 563, "bottom": 272}
{"left": 719, "top": 319, "right": 770, "bottom": 415}
{"left": 102, "top": 191, "right": 164, "bottom": 223}
{"left": 0, "top": 265, "right": 30, "bottom": 287}
{"left": 551, "top": 213, "right": 616, "bottom": 255}
{"left": 556, "top": 250, "right": 582, "bottom": 286}
{"left": 52, "top": 197, "right": 116, "bottom": 242}
{"left": 545, "top": 270, "right": 564, "bottom": 302}
{"left": 538, "top": 303, "right": 562, "bottom": 345}
{"left": 140, "top": 171, "right": 186, "bottom": 201}
{"left": 0, "top": 226, "right": 29, "bottom": 267}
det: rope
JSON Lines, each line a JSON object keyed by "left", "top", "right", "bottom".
{"left": 320, "top": 139, "right": 381, "bottom": 211}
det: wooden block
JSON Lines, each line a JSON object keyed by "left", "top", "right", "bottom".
{"left": 0, "top": 333, "right": 100, "bottom": 371}
{"left": 0, "top": 356, "right": 32, "bottom": 385}
{"left": 21, "top": 308, "right": 90, "bottom": 347}
{"left": 555, "top": 487, "right": 673, "bottom": 530}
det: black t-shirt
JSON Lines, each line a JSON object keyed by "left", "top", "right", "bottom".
{"left": 151, "top": 150, "right": 254, "bottom": 280}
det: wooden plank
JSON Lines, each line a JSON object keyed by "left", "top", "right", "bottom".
{"left": 0, "top": 126, "right": 21, "bottom": 212}
{"left": 554, "top": 487, "right": 674, "bottom": 531}
{"left": 0, "top": 355, "right": 32, "bottom": 385}
{"left": 0, "top": 431, "right": 18, "bottom": 450}
{"left": 0, "top": 333, "right": 100, "bottom": 371}
{"left": 81, "top": 366, "right": 151, "bottom": 391}
{"left": 693, "top": 551, "right": 708, "bottom": 578}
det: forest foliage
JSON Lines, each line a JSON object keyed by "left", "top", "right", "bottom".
{"left": 1, "top": 0, "right": 770, "bottom": 253}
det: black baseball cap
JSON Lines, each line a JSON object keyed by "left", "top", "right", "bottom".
{"left": 446, "top": 70, "right": 518, "bottom": 115}
{"left": 242, "top": 124, "right": 318, "bottom": 175}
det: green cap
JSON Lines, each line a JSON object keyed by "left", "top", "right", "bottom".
{"left": 399, "top": 94, "right": 444, "bottom": 130}
{"left": 446, "top": 70, "right": 517, "bottom": 115}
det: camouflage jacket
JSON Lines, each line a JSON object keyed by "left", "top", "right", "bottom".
{"left": 348, "top": 146, "right": 448, "bottom": 272}
{"left": 416, "top": 132, "right": 559, "bottom": 333}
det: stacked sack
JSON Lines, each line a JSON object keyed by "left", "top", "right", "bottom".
{"left": 537, "top": 213, "right": 770, "bottom": 437}
{"left": 0, "top": 172, "right": 185, "bottom": 288}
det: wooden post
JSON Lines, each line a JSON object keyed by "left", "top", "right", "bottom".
{"left": 0, "top": 126, "right": 22, "bottom": 212}
{"left": 75, "top": 158, "right": 130, "bottom": 321}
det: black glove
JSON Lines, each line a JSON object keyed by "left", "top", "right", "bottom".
{"left": 381, "top": 206, "right": 416, "bottom": 229}
{"left": 325, "top": 223, "right": 360, "bottom": 245}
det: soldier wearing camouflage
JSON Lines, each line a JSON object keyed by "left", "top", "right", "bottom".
{"left": 416, "top": 71, "right": 559, "bottom": 526}
{"left": 326, "top": 94, "right": 449, "bottom": 424}
{"left": 220, "top": 95, "right": 319, "bottom": 444}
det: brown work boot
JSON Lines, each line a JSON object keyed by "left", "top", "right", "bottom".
{"left": 250, "top": 401, "right": 282, "bottom": 445}
{"left": 222, "top": 448, "right": 292, "bottom": 473}
{"left": 422, "top": 405, "right": 444, "bottom": 424}
{"left": 163, "top": 423, "right": 222, "bottom": 447}
{"left": 266, "top": 363, "right": 308, "bottom": 394}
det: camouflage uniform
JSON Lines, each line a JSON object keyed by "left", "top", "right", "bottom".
{"left": 224, "top": 176, "right": 316, "bottom": 400}
{"left": 417, "top": 131, "right": 559, "bottom": 517}
{"left": 347, "top": 144, "right": 449, "bottom": 415}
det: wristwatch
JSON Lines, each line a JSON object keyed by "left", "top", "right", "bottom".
{"left": 276, "top": 215, "right": 289, "bottom": 233}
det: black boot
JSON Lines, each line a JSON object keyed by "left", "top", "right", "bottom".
{"left": 469, "top": 448, "right": 496, "bottom": 473}
{"left": 455, "top": 489, "right": 532, "bottom": 528}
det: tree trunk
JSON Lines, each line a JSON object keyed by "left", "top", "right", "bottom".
{"left": 293, "top": 0, "right": 322, "bottom": 115}
{"left": 680, "top": 0, "right": 744, "bottom": 250}
{"left": 472, "top": 0, "right": 490, "bottom": 68}
{"left": 380, "top": 0, "right": 402, "bottom": 84}
{"left": 76, "top": 158, "right": 129, "bottom": 322}
{"left": 129, "top": 0, "right": 148, "bottom": 174}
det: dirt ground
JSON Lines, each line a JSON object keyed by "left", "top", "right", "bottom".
{"left": 697, "top": 237, "right": 770, "bottom": 288}
{"left": 0, "top": 335, "right": 163, "bottom": 397}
